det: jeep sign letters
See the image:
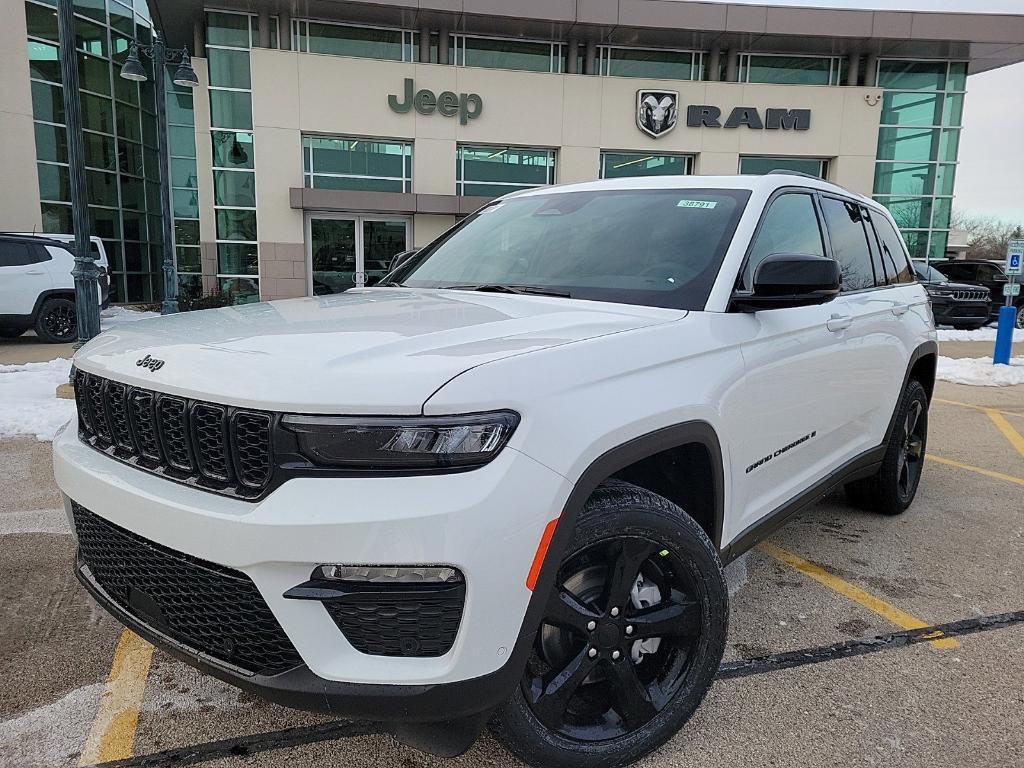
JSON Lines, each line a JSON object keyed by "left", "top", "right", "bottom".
{"left": 389, "top": 78, "right": 482, "bottom": 125}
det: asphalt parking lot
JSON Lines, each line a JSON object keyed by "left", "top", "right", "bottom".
{"left": 2, "top": 349, "right": 1022, "bottom": 768}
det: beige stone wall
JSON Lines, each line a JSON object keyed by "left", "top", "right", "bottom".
{"left": 236, "top": 49, "right": 885, "bottom": 300}
{"left": 0, "top": 5, "right": 41, "bottom": 230}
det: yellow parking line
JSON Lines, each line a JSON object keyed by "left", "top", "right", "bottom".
{"left": 985, "top": 409, "right": 1024, "bottom": 458}
{"left": 927, "top": 454, "right": 1024, "bottom": 487}
{"left": 932, "top": 398, "right": 1024, "bottom": 420}
{"left": 78, "top": 630, "right": 154, "bottom": 766}
{"left": 758, "top": 542, "right": 959, "bottom": 650}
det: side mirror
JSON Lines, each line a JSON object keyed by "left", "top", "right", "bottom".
{"left": 389, "top": 249, "right": 417, "bottom": 273}
{"left": 733, "top": 254, "right": 841, "bottom": 312}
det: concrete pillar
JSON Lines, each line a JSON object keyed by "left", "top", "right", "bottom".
{"left": 439, "top": 29, "right": 451, "bottom": 64}
{"left": 419, "top": 27, "right": 430, "bottom": 63}
{"left": 846, "top": 53, "right": 860, "bottom": 86}
{"left": 566, "top": 38, "right": 579, "bottom": 74}
{"left": 585, "top": 40, "right": 597, "bottom": 75}
{"left": 257, "top": 10, "right": 270, "bottom": 48}
{"left": 864, "top": 54, "right": 878, "bottom": 87}
{"left": 707, "top": 49, "right": 721, "bottom": 81}
{"left": 725, "top": 49, "right": 738, "bottom": 82}
{"left": 280, "top": 10, "right": 292, "bottom": 51}
{"left": 192, "top": 17, "right": 205, "bottom": 54}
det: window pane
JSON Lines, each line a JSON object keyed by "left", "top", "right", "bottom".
{"left": 214, "top": 169, "right": 256, "bottom": 206}
{"left": 26, "top": 2, "right": 59, "bottom": 41}
{"left": 878, "top": 60, "right": 947, "bottom": 91}
{"left": 873, "top": 163, "right": 934, "bottom": 197}
{"left": 207, "top": 12, "right": 251, "bottom": 48}
{"left": 78, "top": 52, "right": 111, "bottom": 95}
{"left": 34, "top": 123, "right": 67, "bottom": 163}
{"left": 175, "top": 219, "right": 200, "bottom": 246}
{"left": 171, "top": 158, "right": 198, "bottom": 188}
{"left": 27, "top": 40, "right": 61, "bottom": 82}
{"left": 306, "top": 22, "right": 404, "bottom": 61}
{"left": 31, "top": 80, "right": 64, "bottom": 123}
{"left": 217, "top": 243, "right": 258, "bottom": 274}
{"left": 942, "top": 93, "right": 964, "bottom": 127}
{"left": 81, "top": 92, "right": 114, "bottom": 133}
{"left": 176, "top": 245, "right": 201, "bottom": 272}
{"left": 938, "top": 129, "right": 960, "bottom": 163}
{"left": 458, "top": 146, "right": 552, "bottom": 189}
{"left": 821, "top": 197, "right": 876, "bottom": 291}
{"left": 876, "top": 196, "right": 931, "bottom": 230}
{"left": 209, "top": 90, "right": 252, "bottom": 129}
{"left": 928, "top": 231, "right": 949, "bottom": 261}
{"left": 601, "top": 153, "right": 690, "bottom": 178}
{"left": 76, "top": 0, "right": 105, "bottom": 22}
{"left": 108, "top": 1, "right": 133, "bottom": 37}
{"left": 75, "top": 18, "right": 108, "bottom": 57}
{"left": 117, "top": 139, "right": 144, "bottom": 176}
{"left": 931, "top": 197, "right": 952, "bottom": 230}
{"left": 463, "top": 37, "right": 552, "bottom": 72}
{"left": 742, "top": 194, "right": 824, "bottom": 290}
{"left": 947, "top": 62, "right": 967, "bottom": 92}
{"left": 91, "top": 207, "right": 120, "bottom": 240}
{"left": 935, "top": 164, "right": 956, "bottom": 196}
{"left": 605, "top": 48, "right": 693, "bottom": 80}
{"left": 310, "top": 174, "right": 406, "bottom": 192}
{"left": 116, "top": 103, "right": 141, "bottom": 141}
{"left": 218, "top": 277, "right": 260, "bottom": 303}
{"left": 211, "top": 131, "right": 254, "bottom": 168}
{"left": 37, "top": 163, "right": 70, "bottom": 201}
{"left": 169, "top": 125, "right": 196, "bottom": 156}
{"left": 739, "top": 156, "right": 826, "bottom": 178}
{"left": 871, "top": 214, "right": 913, "bottom": 284}
{"left": 172, "top": 188, "right": 199, "bottom": 218}
{"left": 215, "top": 209, "right": 257, "bottom": 241}
{"left": 745, "top": 55, "right": 831, "bottom": 85}
{"left": 41, "top": 202, "right": 73, "bottom": 233}
{"left": 119, "top": 174, "right": 144, "bottom": 210}
{"left": 207, "top": 47, "right": 251, "bottom": 88}
{"left": 875, "top": 127, "right": 944, "bottom": 162}
{"left": 303, "top": 136, "right": 409, "bottom": 190}
{"left": 86, "top": 170, "right": 119, "bottom": 207}
{"left": 880, "top": 92, "right": 943, "bottom": 127}
{"left": 166, "top": 90, "right": 194, "bottom": 125}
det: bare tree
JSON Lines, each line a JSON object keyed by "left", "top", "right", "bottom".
{"left": 950, "top": 211, "right": 1024, "bottom": 261}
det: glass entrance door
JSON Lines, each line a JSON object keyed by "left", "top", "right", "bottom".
{"left": 307, "top": 215, "right": 408, "bottom": 295}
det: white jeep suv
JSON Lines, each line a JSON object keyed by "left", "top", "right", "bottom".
{"left": 54, "top": 175, "right": 935, "bottom": 767}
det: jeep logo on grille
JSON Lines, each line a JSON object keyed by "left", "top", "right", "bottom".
{"left": 136, "top": 354, "right": 165, "bottom": 372}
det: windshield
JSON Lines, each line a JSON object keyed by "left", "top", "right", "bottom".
{"left": 913, "top": 262, "right": 947, "bottom": 283}
{"left": 391, "top": 188, "right": 750, "bottom": 310}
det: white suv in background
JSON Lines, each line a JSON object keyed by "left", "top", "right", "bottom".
{"left": 55, "top": 175, "right": 936, "bottom": 767}
{"left": 0, "top": 234, "right": 101, "bottom": 343}
{"left": 13, "top": 232, "right": 110, "bottom": 308}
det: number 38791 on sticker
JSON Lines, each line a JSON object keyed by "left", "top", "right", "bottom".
{"left": 676, "top": 199, "right": 717, "bottom": 209}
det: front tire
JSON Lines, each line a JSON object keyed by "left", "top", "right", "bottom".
{"left": 845, "top": 380, "right": 929, "bottom": 515}
{"left": 490, "top": 482, "right": 728, "bottom": 768}
{"left": 34, "top": 297, "right": 77, "bottom": 343}
{"left": 1016, "top": 304, "right": 1024, "bottom": 330}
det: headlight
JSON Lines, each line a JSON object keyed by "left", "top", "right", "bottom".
{"left": 281, "top": 411, "right": 519, "bottom": 470}
{"left": 926, "top": 286, "right": 953, "bottom": 298}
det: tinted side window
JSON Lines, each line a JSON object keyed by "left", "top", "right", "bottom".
{"left": 976, "top": 264, "right": 1003, "bottom": 281}
{"left": 0, "top": 241, "right": 35, "bottom": 267}
{"left": 936, "top": 263, "right": 966, "bottom": 280}
{"left": 871, "top": 213, "right": 914, "bottom": 284}
{"left": 742, "top": 193, "right": 825, "bottom": 290}
{"left": 820, "top": 198, "right": 876, "bottom": 292}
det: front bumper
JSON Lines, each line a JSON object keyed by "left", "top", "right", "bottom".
{"left": 929, "top": 297, "right": 990, "bottom": 326}
{"left": 54, "top": 423, "right": 570, "bottom": 716}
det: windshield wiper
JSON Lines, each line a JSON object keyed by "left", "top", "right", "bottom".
{"left": 442, "top": 283, "right": 571, "bottom": 298}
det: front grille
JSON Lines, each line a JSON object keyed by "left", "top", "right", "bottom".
{"left": 74, "top": 370, "right": 273, "bottom": 499}
{"left": 952, "top": 289, "right": 989, "bottom": 301}
{"left": 322, "top": 586, "right": 465, "bottom": 658}
{"left": 72, "top": 503, "right": 303, "bottom": 676}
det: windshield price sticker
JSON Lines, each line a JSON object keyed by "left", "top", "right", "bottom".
{"left": 677, "top": 199, "right": 717, "bottom": 209}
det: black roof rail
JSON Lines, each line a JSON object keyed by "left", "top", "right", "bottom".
{"left": 765, "top": 169, "right": 823, "bottom": 180}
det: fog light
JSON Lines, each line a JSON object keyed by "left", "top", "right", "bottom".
{"left": 317, "top": 565, "right": 463, "bottom": 584}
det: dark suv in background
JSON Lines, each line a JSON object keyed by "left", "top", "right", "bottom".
{"left": 932, "top": 259, "right": 1023, "bottom": 329}
{"left": 912, "top": 260, "right": 991, "bottom": 330}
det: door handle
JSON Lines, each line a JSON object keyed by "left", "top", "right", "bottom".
{"left": 826, "top": 313, "right": 853, "bottom": 332}
{"left": 25, "top": 270, "right": 44, "bottom": 275}
{"left": 892, "top": 304, "right": 910, "bottom": 316}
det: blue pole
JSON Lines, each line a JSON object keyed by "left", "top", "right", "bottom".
{"left": 993, "top": 305, "right": 1016, "bottom": 365}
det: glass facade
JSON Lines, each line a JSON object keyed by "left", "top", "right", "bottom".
{"left": 293, "top": 20, "right": 416, "bottom": 61}
{"left": 25, "top": 0, "right": 165, "bottom": 303}
{"left": 597, "top": 47, "right": 700, "bottom": 80}
{"left": 207, "top": 10, "right": 259, "bottom": 303}
{"left": 452, "top": 35, "right": 564, "bottom": 72}
{"left": 600, "top": 152, "right": 693, "bottom": 178}
{"left": 302, "top": 137, "right": 412, "bottom": 192}
{"left": 873, "top": 60, "right": 966, "bottom": 260}
{"left": 739, "top": 156, "right": 829, "bottom": 179}
{"left": 456, "top": 146, "right": 555, "bottom": 197}
{"left": 166, "top": 65, "right": 200, "bottom": 300}
{"left": 738, "top": 54, "right": 846, "bottom": 86}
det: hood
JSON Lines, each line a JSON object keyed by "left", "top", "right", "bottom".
{"left": 75, "top": 289, "right": 679, "bottom": 413}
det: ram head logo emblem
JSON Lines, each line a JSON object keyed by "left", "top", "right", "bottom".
{"left": 636, "top": 90, "right": 678, "bottom": 138}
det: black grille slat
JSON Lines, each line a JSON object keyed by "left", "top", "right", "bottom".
{"left": 233, "top": 412, "right": 272, "bottom": 489}
{"left": 322, "top": 590, "right": 465, "bottom": 658}
{"left": 76, "top": 373, "right": 273, "bottom": 498}
{"left": 72, "top": 503, "right": 302, "bottom": 676}
{"left": 157, "top": 397, "right": 193, "bottom": 472}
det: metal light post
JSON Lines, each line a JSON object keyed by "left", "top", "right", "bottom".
{"left": 56, "top": 0, "right": 101, "bottom": 342}
{"left": 119, "top": 36, "right": 199, "bottom": 314}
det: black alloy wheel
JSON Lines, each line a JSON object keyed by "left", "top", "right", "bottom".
{"left": 35, "top": 297, "right": 78, "bottom": 343}
{"left": 491, "top": 482, "right": 728, "bottom": 768}
{"left": 896, "top": 398, "right": 925, "bottom": 505}
{"left": 1016, "top": 304, "right": 1024, "bottom": 330}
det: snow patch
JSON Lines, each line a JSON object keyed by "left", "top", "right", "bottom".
{"left": 936, "top": 356, "right": 1024, "bottom": 387}
{"left": 0, "top": 358, "right": 75, "bottom": 441}
{"left": 143, "top": 656, "right": 251, "bottom": 714}
{"left": 100, "top": 305, "right": 159, "bottom": 330}
{"left": 937, "top": 326, "right": 1023, "bottom": 343}
{"left": 0, "top": 682, "right": 103, "bottom": 768}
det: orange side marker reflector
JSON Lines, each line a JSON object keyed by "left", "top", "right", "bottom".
{"left": 526, "top": 518, "right": 560, "bottom": 591}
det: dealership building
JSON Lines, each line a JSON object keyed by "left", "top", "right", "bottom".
{"left": 3, "top": 0, "right": 1024, "bottom": 304}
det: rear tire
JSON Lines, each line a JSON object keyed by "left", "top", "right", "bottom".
{"left": 844, "top": 380, "right": 928, "bottom": 516}
{"left": 34, "top": 297, "right": 77, "bottom": 343}
{"left": 1016, "top": 304, "right": 1024, "bottom": 330}
{"left": 490, "top": 481, "right": 728, "bottom": 768}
